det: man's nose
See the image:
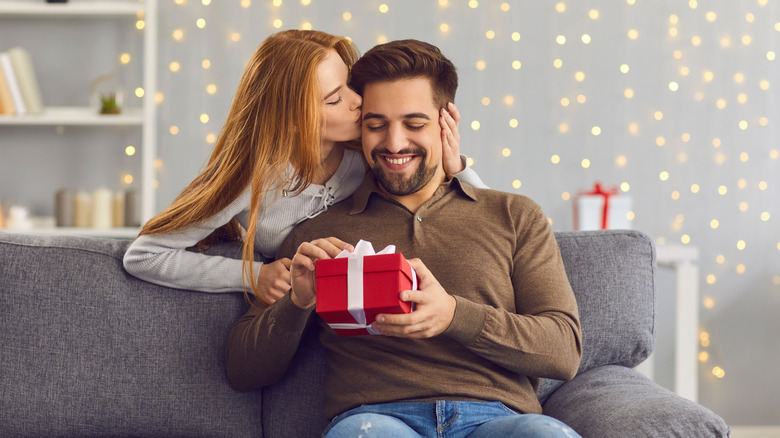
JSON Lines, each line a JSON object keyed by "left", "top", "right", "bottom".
{"left": 384, "top": 123, "right": 408, "bottom": 152}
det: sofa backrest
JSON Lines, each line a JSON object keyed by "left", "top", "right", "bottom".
{"left": 0, "top": 233, "right": 263, "bottom": 438}
{"left": 538, "top": 230, "right": 655, "bottom": 400}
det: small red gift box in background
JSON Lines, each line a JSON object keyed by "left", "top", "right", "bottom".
{"left": 573, "top": 182, "right": 633, "bottom": 230}
{"left": 315, "top": 240, "right": 416, "bottom": 336}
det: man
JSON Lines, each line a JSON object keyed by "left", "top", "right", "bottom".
{"left": 226, "top": 39, "right": 582, "bottom": 437}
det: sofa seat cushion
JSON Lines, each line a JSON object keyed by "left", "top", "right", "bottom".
{"left": 543, "top": 365, "right": 730, "bottom": 438}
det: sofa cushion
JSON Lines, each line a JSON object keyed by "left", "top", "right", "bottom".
{"left": 537, "top": 230, "right": 655, "bottom": 402}
{"left": 543, "top": 365, "right": 730, "bottom": 437}
{"left": 0, "top": 233, "right": 263, "bottom": 437}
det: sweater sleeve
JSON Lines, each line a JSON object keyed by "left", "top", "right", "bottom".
{"left": 443, "top": 205, "right": 582, "bottom": 381}
{"left": 122, "top": 189, "right": 262, "bottom": 293}
{"left": 225, "top": 225, "right": 319, "bottom": 390}
{"left": 225, "top": 293, "right": 315, "bottom": 391}
{"left": 453, "top": 154, "right": 488, "bottom": 189}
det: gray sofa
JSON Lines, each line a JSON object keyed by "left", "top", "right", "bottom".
{"left": 0, "top": 230, "right": 729, "bottom": 437}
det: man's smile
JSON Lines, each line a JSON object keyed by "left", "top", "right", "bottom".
{"left": 381, "top": 155, "right": 419, "bottom": 169}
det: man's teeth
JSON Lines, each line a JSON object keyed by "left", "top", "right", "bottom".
{"left": 386, "top": 157, "right": 413, "bottom": 165}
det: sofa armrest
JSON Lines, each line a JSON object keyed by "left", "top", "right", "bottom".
{"left": 542, "top": 365, "right": 729, "bottom": 438}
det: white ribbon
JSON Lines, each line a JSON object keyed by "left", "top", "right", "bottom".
{"left": 326, "top": 240, "right": 416, "bottom": 334}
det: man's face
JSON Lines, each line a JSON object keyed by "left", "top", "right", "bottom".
{"left": 361, "top": 77, "right": 444, "bottom": 197}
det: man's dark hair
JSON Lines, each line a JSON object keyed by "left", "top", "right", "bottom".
{"left": 349, "top": 39, "right": 458, "bottom": 109}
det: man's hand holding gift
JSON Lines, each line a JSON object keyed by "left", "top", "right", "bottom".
{"left": 291, "top": 238, "right": 456, "bottom": 339}
{"left": 371, "top": 258, "right": 456, "bottom": 339}
{"left": 290, "top": 237, "right": 354, "bottom": 309}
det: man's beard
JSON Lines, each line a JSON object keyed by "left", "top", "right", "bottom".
{"left": 370, "top": 147, "right": 438, "bottom": 196}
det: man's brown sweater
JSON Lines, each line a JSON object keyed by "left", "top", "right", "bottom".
{"left": 226, "top": 176, "right": 582, "bottom": 420}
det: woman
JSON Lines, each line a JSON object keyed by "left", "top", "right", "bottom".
{"left": 123, "top": 30, "right": 485, "bottom": 305}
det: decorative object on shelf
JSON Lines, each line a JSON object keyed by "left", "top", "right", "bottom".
{"left": 573, "top": 182, "right": 633, "bottom": 230}
{"left": 91, "top": 188, "right": 112, "bottom": 229}
{"left": 112, "top": 191, "right": 126, "bottom": 228}
{"left": 55, "top": 188, "right": 75, "bottom": 227}
{"left": 53, "top": 188, "right": 134, "bottom": 230}
{"left": 73, "top": 191, "right": 91, "bottom": 228}
{"left": 89, "top": 73, "right": 123, "bottom": 115}
{"left": 7, "top": 205, "right": 33, "bottom": 230}
{"left": 124, "top": 189, "right": 141, "bottom": 227}
{"left": 45, "top": 0, "right": 69, "bottom": 4}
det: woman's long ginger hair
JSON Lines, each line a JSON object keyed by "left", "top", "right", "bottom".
{"left": 139, "top": 30, "right": 360, "bottom": 303}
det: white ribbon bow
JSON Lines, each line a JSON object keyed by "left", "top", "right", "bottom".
{"left": 327, "top": 240, "right": 417, "bottom": 334}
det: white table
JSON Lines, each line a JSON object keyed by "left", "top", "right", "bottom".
{"left": 635, "top": 244, "right": 699, "bottom": 402}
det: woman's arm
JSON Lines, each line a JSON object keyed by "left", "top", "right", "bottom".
{"left": 123, "top": 189, "right": 261, "bottom": 293}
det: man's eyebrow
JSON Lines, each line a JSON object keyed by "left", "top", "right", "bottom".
{"left": 362, "top": 112, "right": 386, "bottom": 120}
{"left": 362, "top": 112, "right": 432, "bottom": 121}
{"left": 403, "top": 112, "right": 431, "bottom": 120}
{"left": 324, "top": 85, "right": 341, "bottom": 100}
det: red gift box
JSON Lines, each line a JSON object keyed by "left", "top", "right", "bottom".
{"left": 316, "top": 252, "right": 415, "bottom": 336}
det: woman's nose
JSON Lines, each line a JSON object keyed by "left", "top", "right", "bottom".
{"left": 349, "top": 88, "right": 362, "bottom": 110}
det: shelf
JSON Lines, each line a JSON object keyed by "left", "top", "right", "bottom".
{"left": 1, "top": 227, "right": 140, "bottom": 239}
{"left": 0, "top": 0, "right": 157, "bottom": 224}
{"left": 0, "top": 106, "right": 143, "bottom": 126}
{"left": 0, "top": 1, "right": 146, "bottom": 17}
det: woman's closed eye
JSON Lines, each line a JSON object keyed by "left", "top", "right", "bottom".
{"left": 326, "top": 96, "right": 343, "bottom": 105}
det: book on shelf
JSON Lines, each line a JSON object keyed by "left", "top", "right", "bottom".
{"left": 0, "top": 52, "right": 26, "bottom": 115}
{"left": 0, "top": 57, "right": 15, "bottom": 114}
{"left": 8, "top": 47, "right": 44, "bottom": 115}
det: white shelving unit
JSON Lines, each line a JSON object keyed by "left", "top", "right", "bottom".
{"left": 0, "top": 0, "right": 157, "bottom": 238}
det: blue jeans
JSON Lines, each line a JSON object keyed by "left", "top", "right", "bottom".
{"left": 322, "top": 401, "right": 581, "bottom": 438}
